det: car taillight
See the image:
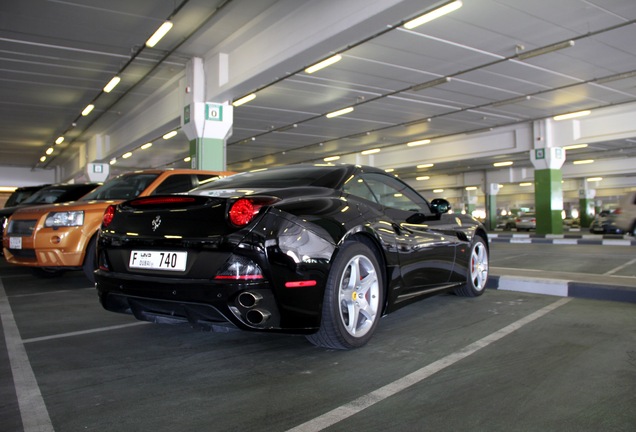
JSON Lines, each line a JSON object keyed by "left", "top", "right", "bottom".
{"left": 227, "top": 197, "right": 279, "bottom": 227}
{"left": 516, "top": 218, "right": 521, "bottom": 223}
{"left": 214, "top": 254, "right": 264, "bottom": 280}
{"left": 102, "top": 205, "right": 116, "bottom": 228}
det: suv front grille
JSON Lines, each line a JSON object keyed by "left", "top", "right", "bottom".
{"left": 7, "top": 219, "right": 37, "bottom": 236}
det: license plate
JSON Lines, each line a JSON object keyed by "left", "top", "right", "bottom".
{"left": 10, "top": 237, "right": 22, "bottom": 249}
{"left": 129, "top": 250, "right": 187, "bottom": 272}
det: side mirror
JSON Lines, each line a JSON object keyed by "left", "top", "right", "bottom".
{"left": 430, "top": 198, "right": 451, "bottom": 214}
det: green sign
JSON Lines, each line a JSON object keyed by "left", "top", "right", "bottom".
{"left": 184, "top": 104, "right": 190, "bottom": 124}
{"left": 535, "top": 148, "right": 545, "bottom": 160}
{"left": 205, "top": 103, "right": 223, "bottom": 121}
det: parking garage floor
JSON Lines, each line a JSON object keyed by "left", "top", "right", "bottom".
{"left": 1, "top": 240, "right": 635, "bottom": 432}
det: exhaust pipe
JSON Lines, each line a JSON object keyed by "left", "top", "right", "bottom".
{"left": 245, "top": 309, "right": 271, "bottom": 326}
{"left": 238, "top": 291, "right": 263, "bottom": 308}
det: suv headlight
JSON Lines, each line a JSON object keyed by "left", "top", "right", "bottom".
{"left": 45, "top": 211, "right": 84, "bottom": 227}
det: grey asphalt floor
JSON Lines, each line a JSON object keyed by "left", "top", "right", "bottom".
{"left": 0, "top": 240, "right": 634, "bottom": 431}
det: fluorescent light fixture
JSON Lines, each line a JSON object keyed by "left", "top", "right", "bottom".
{"left": 493, "top": 161, "right": 514, "bottom": 167}
{"left": 103, "top": 76, "right": 121, "bottom": 93}
{"left": 573, "top": 159, "right": 594, "bottom": 165}
{"left": 553, "top": 110, "right": 591, "bottom": 121}
{"left": 491, "top": 95, "right": 531, "bottom": 107}
{"left": 433, "top": 189, "right": 444, "bottom": 193}
{"left": 184, "top": 156, "right": 191, "bottom": 162}
{"left": 519, "top": 182, "right": 533, "bottom": 187}
{"left": 81, "top": 104, "right": 95, "bottom": 116}
{"left": 361, "top": 148, "right": 380, "bottom": 155}
{"left": 407, "top": 139, "right": 431, "bottom": 147}
{"left": 326, "top": 107, "right": 354, "bottom": 118}
{"left": 45, "top": 147, "right": 53, "bottom": 155}
{"left": 0, "top": 186, "right": 17, "bottom": 193}
{"left": 595, "top": 70, "right": 636, "bottom": 84}
{"left": 404, "top": 0, "right": 463, "bottom": 29}
{"left": 141, "top": 143, "right": 152, "bottom": 150}
{"left": 163, "top": 130, "right": 178, "bottom": 140}
{"left": 305, "top": 54, "right": 342, "bottom": 74}
{"left": 55, "top": 136, "right": 64, "bottom": 145}
{"left": 563, "top": 143, "right": 588, "bottom": 150}
{"left": 517, "top": 40, "right": 575, "bottom": 60}
{"left": 416, "top": 176, "right": 430, "bottom": 181}
{"left": 586, "top": 177, "right": 603, "bottom": 182}
{"left": 233, "top": 93, "right": 256, "bottom": 107}
{"left": 411, "top": 77, "right": 451, "bottom": 92}
{"left": 465, "top": 186, "right": 477, "bottom": 191}
{"left": 324, "top": 156, "right": 340, "bottom": 162}
{"left": 145, "top": 21, "right": 173, "bottom": 47}
{"left": 385, "top": 168, "right": 395, "bottom": 173}
{"left": 40, "top": 156, "right": 46, "bottom": 162}
{"left": 109, "top": 158, "right": 116, "bottom": 165}
{"left": 122, "top": 152, "right": 132, "bottom": 159}
{"left": 417, "top": 163, "right": 434, "bottom": 168}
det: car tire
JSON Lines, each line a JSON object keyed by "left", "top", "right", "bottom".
{"left": 82, "top": 237, "right": 97, "bottom": 284}
{"left": 454, "top": 236, "right": 489, "bottom": 297}
{"left": 306, "top": 240, "right": 383, "bottom": 350}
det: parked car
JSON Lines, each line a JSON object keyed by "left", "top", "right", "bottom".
{"left": 3, "top": 169, "right": 232, "bottom": 282}
{"left": 3, "top": 184, "right": 50, "bottom": 208}
{"left": 589, "top": 210, "right": 624, "bottom": 234}
{"left": 515, "top": 212, "right": 536, "bottom": 231}
{"left": 95, "top": 164, "right": 489, "bottom": 350}
{"left": 614, "top": 191, "right": 636, "bottom": 235}
{"left": 0, "top": 182, "right": 100, "bottom": 253}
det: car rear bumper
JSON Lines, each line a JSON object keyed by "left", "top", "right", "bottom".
{"left": 95, "top": 270, "right": 319, "bottom": 334}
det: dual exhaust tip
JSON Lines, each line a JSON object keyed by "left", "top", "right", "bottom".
{"left": 237, "top": 291, "right": 270, "bottom": 326}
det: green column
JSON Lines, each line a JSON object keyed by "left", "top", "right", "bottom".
{"left": 190, "top": 137, "right": 225, "bottom": 171}
{"left": 534, "top": 169, "right": 563, "bottom": 234}
{"left": 486, "top": 194, "right": 497, "bottom": 230}
{"left": 579, "top": 197, "right": 594, "bottom": 228}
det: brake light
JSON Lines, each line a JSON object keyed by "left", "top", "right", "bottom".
{"left": 129, "top": 196, "right": 196, "bottom": 206}
{"left": 102, "top": 205, "right": 115, "bottom": 228}
{"left": 228, "top": 197, "right": 279, "bottom": 227}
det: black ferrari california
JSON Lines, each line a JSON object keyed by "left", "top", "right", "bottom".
{"left": 95, "top": 164, "right": 489, "bottom": 349}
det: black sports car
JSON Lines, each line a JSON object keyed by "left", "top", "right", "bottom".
{"left": 95, "top": 164, "right": 489, "bottom": 349}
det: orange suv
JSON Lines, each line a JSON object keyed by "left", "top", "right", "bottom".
{"left": 3, "top": 169, "right": 232, "bottom": 282}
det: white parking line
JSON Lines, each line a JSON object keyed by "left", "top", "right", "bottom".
{"left": 286, "top": 297, "right": 572, "bottom": 432}
{"left": 0, "top": 277, "right": 54, "bottom": 432}
{"left": 23, "top": 322, "right": 150, "bottom": 344}
{"left": 604, "top": 258, "right": 636, "bottom": 276}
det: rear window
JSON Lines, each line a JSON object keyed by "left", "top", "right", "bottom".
{"left": 194, "top": 166, "right": 349, "bottom": 191}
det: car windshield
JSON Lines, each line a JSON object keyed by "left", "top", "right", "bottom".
{"left": 193, "top": 165, "right": 349, "bottom": 191}
{"left": 21, "top": 187, "right": 68, "bottom": 204}
{"left": 81, "top": 173, "right": 159, "bottom": 200}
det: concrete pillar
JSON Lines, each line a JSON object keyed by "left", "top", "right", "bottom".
{"left": 486, "top": 183, "right": 500, "bottom": 231}
{"left": 578, "top": 185, "right": 595, "bottom": 228}
{"left": 181, "top": 57, "right": 233, "bottom": 171}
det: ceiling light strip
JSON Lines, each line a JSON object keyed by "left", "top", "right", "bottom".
{"left": 404, "top": 1, "right": 463, "bottom": 29}
{"left": 305, "top": 54, "right": 342, "bottom": 74}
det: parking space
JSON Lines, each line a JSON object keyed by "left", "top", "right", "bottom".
{"left": 1, "top": 243, "right": 635, "bottom": 432}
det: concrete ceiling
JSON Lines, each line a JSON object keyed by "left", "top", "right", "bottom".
{"left": 1, "top": 0, "right": 636, "bottom": 185}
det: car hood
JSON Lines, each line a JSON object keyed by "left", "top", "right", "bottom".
{"left": 11, "top": 199, "right": 123, "bottom": 216}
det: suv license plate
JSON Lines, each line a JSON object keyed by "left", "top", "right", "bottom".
{"left": 10, "top": 237, "right": 22, "bottom": 249}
